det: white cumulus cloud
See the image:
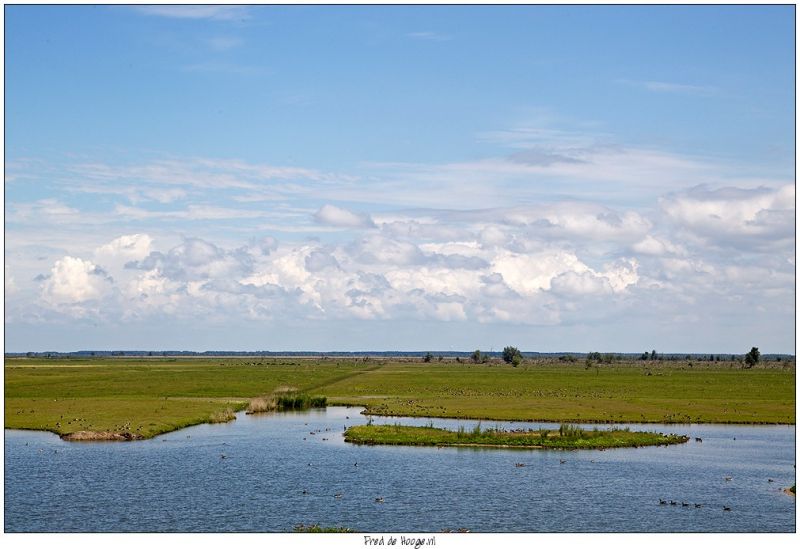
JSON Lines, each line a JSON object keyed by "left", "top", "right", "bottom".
{"left": 41, "top": 256, "right": 112, "bottom": 305}
{"left": 95, "top": 234, "right": 153, "bottom": 262}
{"left": 661, "top": 184, "right": 794, "bottom": 249}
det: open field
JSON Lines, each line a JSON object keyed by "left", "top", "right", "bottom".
{"left": 323, "top": 361, "right": 796, "bottom": 424}
{"left": 4, "top": 357, "right": 795, "bottom": 439}
{"left": 344, "top": 423, "right": 689, "bottom": 449}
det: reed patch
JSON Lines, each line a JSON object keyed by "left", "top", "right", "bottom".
{"left": 247, "top": 392, "right": 327, "bottom": 414}
{"left": 208, "top": 408, "right": 237, "bottom": 423}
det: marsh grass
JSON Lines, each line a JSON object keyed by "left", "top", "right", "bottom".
{"left": 558, "top": 424, "right": 586, "bottom": 439}
{"left": 247, "top": 392, "right": 327, "bottom": 414}
{"left": 246, "top": 396, "right": 277, "bottom": 414}
{"left": 275, "top": 393, "right": 327, "bottom": 410}
{"left": 208, "top": 408, "right": 236, "bottom": 423}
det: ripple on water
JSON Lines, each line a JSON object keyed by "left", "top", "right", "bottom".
{"left": 4, "top": 408, "right": 796, "bottom": 532}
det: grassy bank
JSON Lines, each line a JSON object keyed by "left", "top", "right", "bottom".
{"left": 4, "top": 357, "right": 795, "bottom": 440}
{"left": 344, "top": 423, "right": 689, "bottom": 449}
{"left": 4, "top": 357, "right": 368, "bottom": 438}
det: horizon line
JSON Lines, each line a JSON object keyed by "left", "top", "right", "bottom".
{"left": 4, "top": 350, "right": 794, "bottom": 357}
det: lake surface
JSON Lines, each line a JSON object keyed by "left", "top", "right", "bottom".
{"left": 4, "top": 407, "right": 796, "bottom": 532}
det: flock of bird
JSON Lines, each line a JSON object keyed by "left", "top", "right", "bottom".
{"left": 177, "top": 422, "right": 792, "bottom": 519}
{"left": 659, "top": 499, "right": 707, "bottom": 509}
{"left": 302, "top": 424, "right": 336, "bottom": 442}
{"left": 655, "top": 474, "right": 773, "bottom": 512}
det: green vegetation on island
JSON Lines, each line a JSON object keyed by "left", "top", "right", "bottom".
{"left": 293, "top": 523, "right": 354, "bottom": 533}
{"left": 344, "top": 423, "right": 689, "bottom": 449}
{"left": 4, "top": 353, "right": 795, "bottom": 440}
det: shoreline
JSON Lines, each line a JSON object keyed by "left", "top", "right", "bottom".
{"left": 342, "top": 440, "right": 688, "bottom": 450}
{"left": 61, "top": 430, "right": 145, "bottom": 441}
{"left": 339, "top": 404, "right": 797, "bottom": 426}
{"left": 5, "top": 405, "right": 796, "bottom": 443}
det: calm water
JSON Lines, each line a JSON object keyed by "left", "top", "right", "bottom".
{"left": 4, "top": 407, "right": 796, "bottom": 532}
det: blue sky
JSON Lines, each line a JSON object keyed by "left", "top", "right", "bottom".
{"left": 4, "top": 5, "right": 795, "bottom": 352}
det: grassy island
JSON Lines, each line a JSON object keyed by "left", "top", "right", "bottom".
{"left": 293, "top": 523, "right": 354, "bottom": 533}
{"left": 344, "top": 423, "right": 689, "bottom": 450}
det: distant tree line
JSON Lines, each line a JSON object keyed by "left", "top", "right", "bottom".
{"left": 10, "top": 346, "right": 789, "bottom": 367}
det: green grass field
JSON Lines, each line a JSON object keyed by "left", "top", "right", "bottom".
{"left": 4, "top": 357, "right": 795, "bottom": 439}
{"left": 323, "top": 361, "right": 796, "bottom": 424}
{"left": 4, "top": 357, "right": 371, "bottom": 438}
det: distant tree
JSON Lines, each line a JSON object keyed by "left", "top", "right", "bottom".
{"left": 641, "top": 351, "right": 650, "bottom": 361}
{"left": 471, "top": 349, "right": 484, "bottom": 364}
{"left": 512, "top": 353, "right": 522, "bottom": 367}
{"left": 651, "top": 349, "right": 658, "bottom": 361}
{"left": 744, "top": 347, "right": 760, "bottom": 368}
{"left": 585, "top": 352, "right": 601, "bottom": 375}
{"left": 423, "top": 352, "right": 433, "bottom": 363}
{"left": 502, "top": 346, "right": 522, "bottom": 364}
